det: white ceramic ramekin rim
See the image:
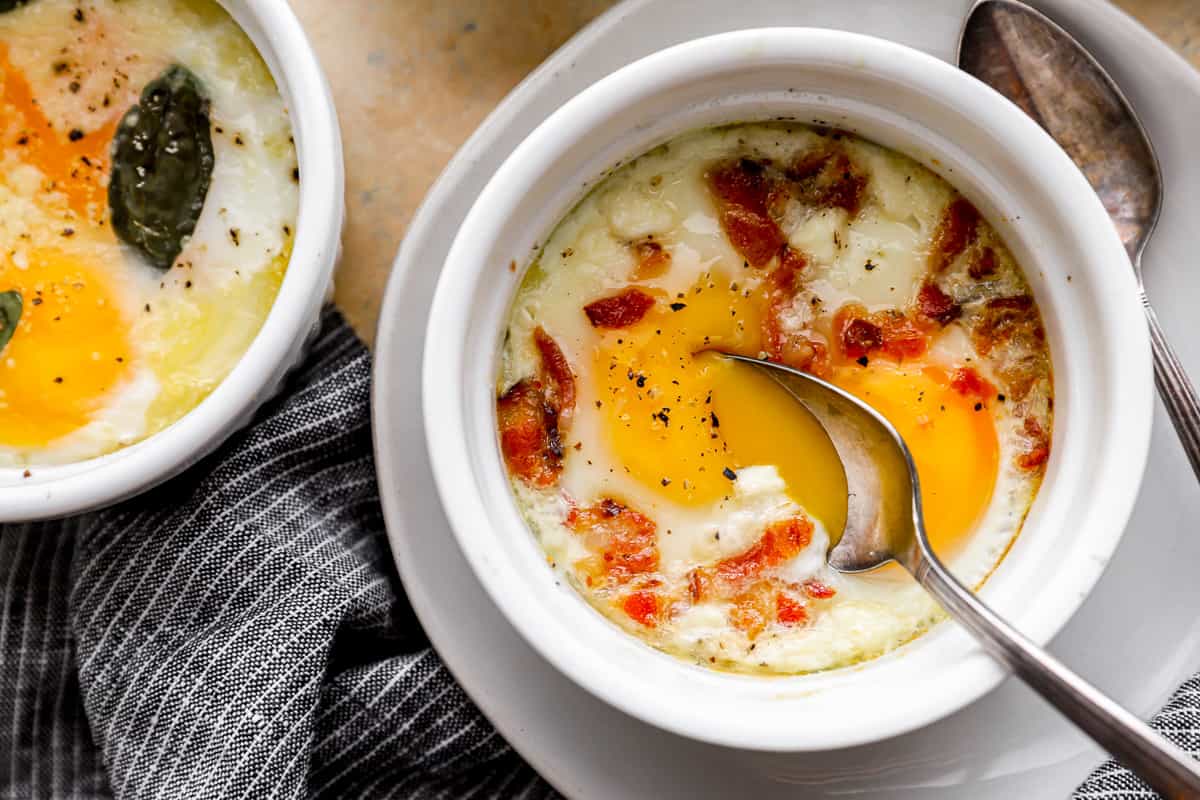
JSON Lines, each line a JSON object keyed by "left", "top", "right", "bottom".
{"left": 0, "top": 0, "right": 344, "bottom": 522}
{"left": 423, "top": 28, "right": 1152, "bottom": 751}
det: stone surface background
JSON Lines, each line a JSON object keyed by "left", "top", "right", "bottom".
{"left": 287, "top": 0, "right": 1199, "bottom": 346}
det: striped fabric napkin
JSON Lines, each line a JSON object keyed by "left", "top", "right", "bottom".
{"left": 1075, "top": 682, "right": 1200, "bottom": 798}
{"left": 0, "top": 309, "right": 557, "bottom": 799}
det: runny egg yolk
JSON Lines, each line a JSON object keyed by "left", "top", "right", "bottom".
{"left": 595, "top": 276, "right": 849, "bottom": 535}
{"left": 0, "top": 251, "right": 131, "bottom": 447}
{"left": 0, "top": 44, "right": 119, "bottom": 223}
{"left": 596, "top": 275, "right": 999, "bottom": 558}
{"left": 833, "top": 364, "right": 999, "bottom": 556}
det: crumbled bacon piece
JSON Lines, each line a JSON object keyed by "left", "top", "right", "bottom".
{"left": 497, "top": 329, "right": 576, "bottom": 487}
{"left": 840, "top": 317, "right": 883, "bottom": 359}
{"left": 777, "top": 245, "right": 808, "bottom": 284}
{"left": 713, "top": 517, "right": 813, "bottom": 588}
{"left": 533, "top": 327, "right": 575, "bottom": 423}
{"left": 567, "top": 498, "right": 659, "bottom": 583}
{"left": 707, "top": 158, "right": 786, "bottom": 267}
{"left": 1018, "top": 416, "right": 1051, "bottom": 470}
{"left": 760, "top": 247, "right": 832, "bottom": 377}
{"left": 930, "top": 197, "right": 980, "bottom": 272}
{"left": 916, "top": 282, "right": 961, "bottom": 325}
{"left": 877, "top": 314, "right": 930, "bottom": 360}
{"left": 765, "top": 328, "right": 832, "bottom": 377}
{"left": 971, "top": 294, "right": 1043, "bottom": 357}
{"left": 497, "top": 379, "right": 563, "bottom": 487}
{"left": 950, "top": 366, "right": 996, "bottom": 405}
{"left": 801, "top": 579, "right": 837, "bottom": 600}
{"left": 775, "top": 592, "right": 808, "bottom": 626}
{"left": 786, "top": 150, "right": 868, "bottom": 216}
{"left": 632, "top": 239, "right": 672, "bottom": 279}
{"left": 968, "top": 246, "right": 998, "bottom": 280}
{"left": 622, "top": 590, "right": 661, "bottom": 627}
{"left": 988, "top": 294, "right": 1035, "bottom": 312}
{"left": 835, "top": 304, "right": 930, "bottom": 362}
{"left": 729, "top": 582, "right": 773, "bottom": 640}
{"left": 583, "top": 288, "right": 656, "bottom": 329}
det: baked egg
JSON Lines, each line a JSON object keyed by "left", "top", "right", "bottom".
{"left": 497, "top": 123, "right": 1053, "bottom": 674}
{"left": 0, "top": 0, "right": 297, "bottom": 469}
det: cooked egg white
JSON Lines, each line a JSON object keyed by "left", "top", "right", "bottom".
{"left": 500, "top": 124, "right": 1052, "bottom": 675}
{"left": 0, "top": 0, "right": 297, "bottom": 470}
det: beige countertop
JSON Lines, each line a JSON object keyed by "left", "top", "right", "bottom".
{"left": 288, "top": 0, "right": 1200, "bottom": 347}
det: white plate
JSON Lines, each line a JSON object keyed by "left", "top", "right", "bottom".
{"left": 372, "top": 1, "right": 1200, "bottom": 796}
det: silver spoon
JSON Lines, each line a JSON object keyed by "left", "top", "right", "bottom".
{"left": 958, "top": 0, "right": 1200, "bottom": 478}
{"left": 719, "top": 353, "right": 1200, "bottom": 800}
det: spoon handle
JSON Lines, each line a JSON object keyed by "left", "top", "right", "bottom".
{"left": 912, "top": 549, "right": 1200, "bottom": 799}
{"left": 1142, "top": 288, "right": 1200, "bottom": 479}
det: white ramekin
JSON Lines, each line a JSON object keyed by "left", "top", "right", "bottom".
{"left": 422, "top": 28, "right": 1152, "bottom": 751}
{"left": 0, "top": 0, "right": 344, "bottom": 522}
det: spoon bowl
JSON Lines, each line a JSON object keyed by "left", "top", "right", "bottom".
{"left": 958, "top": 0, "right": 1162, "bottom": 265}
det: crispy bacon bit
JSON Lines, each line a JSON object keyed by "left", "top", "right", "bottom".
{"left": 988, "top": 294, "right": 1035, "bottom": 312}
{"left": 930, "top": 197, "right": 980, "bottom": 272}
{"left": 622, "top": 590, "right": 661, "bottom": 627}
{"left": 834, "top": 305, "right": 883, "bottom": 360}
{"left": 786, "top": 150, "right": 868, "bottom": 216}
{"left": 968, "top": 246, "right": 998, "bottom": 280}
{"left": 729, "top": 583, "right": 773, "bottom": 640}
{"left": 584, "top": 288, "right": 656, "bottom": 329}
{"left": 766, "top": 330, "right": 832, "bottom": 378}
{"left": 688, "top": 569, "right": 705, "bottom": 603}
{"left": 707, "top": 158, "right": 786, "bottom": 267}
{"left": 567, "top": 498, "right": 659, "bottom": 583}
{"left": 533, "top": 327, "right": 576, "bottom": 423}
{"left": 761, "top": 247, "right": 832, "bottom": 377}
{"left": 632, "top": 239, "right": 672, "bottom": 279}
{"left": 777, "top": 245, "right": 808, "bottom": 282}
{"left": 801, "top": 579, "right": 837, "bottom": 600}
{"left": 835, "top": 304, "right": 930, "bottom": 362}
{"left": 1018, "top": 416, "right": 1051, "bottom": 470}
{"left": 917, "top": 282, "right": 961, "bottom": 325}
{"left": 497, "top": 380, "right": 563, "bottom": 487}
{"left": 877, "top": 314, "right": 930, "bottom": 361}
{"left": 841, "top": 318, "right": 883, "bottom": 359}
{"left": 775, "top": 592, "right": 808, "bottom": 626}
{"left": 713, "top": 517, "right": 814, "bottom": 588}
{"left": 971, "top": 294, "right": 1043, "bottom": 357}
{"left": 950, "top": 366, "right": 996, "bottom": 403}
{"left": 498, "top": 329, "right": 577, "bottom": 487}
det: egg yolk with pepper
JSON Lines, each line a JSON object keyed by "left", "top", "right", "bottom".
{"left": 598, "top": 275, "right": 998, "bottom": 557}
{"left": 0, "top": 41, "right": 133, "bottom": 448}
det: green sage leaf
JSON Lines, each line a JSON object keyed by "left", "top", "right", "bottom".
{"left": 0, "top": 290, "right": 21, "bottom": 355}
{"left": 109, "top": 64, "right": 214, "bottom": 271}
{"left": 0, "top": 1, "right": 33, "bottom": 13}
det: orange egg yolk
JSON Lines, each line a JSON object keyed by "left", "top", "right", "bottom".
{"left": 832, "top": 364, "right": 999, "bottom": 556}
{"left": 596, "top": 275, "right": 999, "bottom": 557}
{"left": 595, "top": 276, "right": 849, "bottom": 535}
{"left": 0, "top": 43, "right": 119, "bottom": 223}
{"left": 0, "top": 251, "right": 131, "bottom": 448}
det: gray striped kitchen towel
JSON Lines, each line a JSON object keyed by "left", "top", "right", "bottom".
{"left": 1074, "top": 679, "right": 1200, "bottom": 799}
{"left": 0, "top": 308, "right": 556, "bottom": 799}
